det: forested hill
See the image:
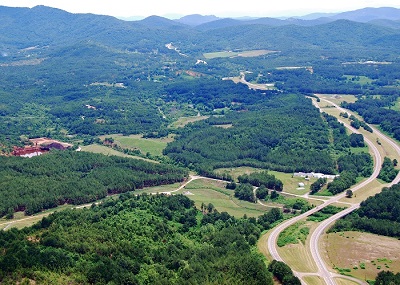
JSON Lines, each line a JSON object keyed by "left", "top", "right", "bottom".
{"left": 0, "top": 194, "right": 278, "bottom": 284}
{"left": 1, "top": 5, "right": 400, "bottom": 56}
{"left": 0, "top": 5, "right": 185, "bottom": 52}
{"left": 0, "top": 151, "right": 188, "bottom": 216}
{"left": 164, "top": 91, "right": 336, "bottom": 174}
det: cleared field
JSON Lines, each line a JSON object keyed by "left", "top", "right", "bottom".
{"left": 203, "top": 49, "right": 277, "bottom": 59}
{"left": 215, "top": 167, "right": 317, "bottom": 195}
{"left": 389, "top": 97, "right": 400, "bottom": 111}
{"left": 5, "top": 214, "right": 50, "bottom": 230}
{"left": 215, "top": 166, "right": 264, "bottom": 180}
{"left": 168, "top": 115, "right": 209, "bottom": 129}
{"left": 0, "top": 208, "right": 65, "bottom": 230}
{"left": 317, "top": 94, "right": 358, "bottom": 105}
{"left": 90, "top": 82, "right": 126, "bottom": 88}
{"left": 344, "top": 75, "right": 373, "bottom": 85}
{"left": 338, "top": 179, "right": 386, "bottom": 204}
{"left": 213, "top": 124, "right": 233, "bottom": 129}
{"left": 173, "top": 178, "right": 270, "bottom": 217}
{"left": 80, "top": 144, "right": 154, "bottom": 162}
{"left": 100, "top": 134, "right": 173, "bottom": 157}
{"left": 322, "top": 231, "right": 400, "bottom": 281}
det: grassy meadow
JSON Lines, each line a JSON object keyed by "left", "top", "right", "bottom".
{"left": 215, "top": 166, "right": 318, "bottom": 195}
{"left": 168, "top": 115, "right": 209, "bottom": 129}
{"left": 173, "top": 178, "right": 270, "bottom": 218}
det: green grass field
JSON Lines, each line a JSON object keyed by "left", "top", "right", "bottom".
{"left": 388, "top": 97, "right": 400, "bottom": 111}
{"left": 80, "top": 144, "right": 155, "bottom": 162}
{"left": 277, "top": 221, "right": 319, "bottom": 273}
{"left": 168, "top": 115, "right": 209, "bottom": 129}
{"left": 174, "top": 178, "right": 270, "bottom": 217}
{"left": 116, "top": 136, "right": 167, "bottom": 156}
{"left": 278, "top": 221, "right": 310, "bottom": 247}
{"left": 319, "top": 94, "right": 358, "bottom": 105}
{"left": 109, "top": 134, "right": 172, "bottom": 157}
{"left": 344, "top": 75, "right": 373, "bottom": 85}
{"left": 215, "top": 167, "right": 316, "bottom": 195}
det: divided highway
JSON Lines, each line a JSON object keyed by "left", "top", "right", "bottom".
{"left": 268, "top": 97, "right": 400, "bottom": 285}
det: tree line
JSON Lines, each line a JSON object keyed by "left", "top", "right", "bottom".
{"left": 0, "top": 193, "right": 285, "bottom": 284}
{"left": 330, "top": 184, "right": 400, "bottom": 238}
{"left": 0, "top": 150, "right": 188, "bottom": 217}
{"left": 342, "top": 97, "right": 400, "bottom": 141}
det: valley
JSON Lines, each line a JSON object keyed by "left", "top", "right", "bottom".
{"left": 1, "top": 4, "right": 400, "bottom": 285}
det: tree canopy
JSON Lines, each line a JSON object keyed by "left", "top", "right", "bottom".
{"left": 0, "top": 193, "right": 279, "bottom": 285}
{"left": 0, "top": 150, "right": 187, "bottom": 216}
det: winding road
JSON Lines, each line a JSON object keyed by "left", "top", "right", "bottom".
{"left": 3, "top": 96, "right": 400, "bottom": 284}
{"left": 267, "top": 96, "right": 400, "bottom": 285}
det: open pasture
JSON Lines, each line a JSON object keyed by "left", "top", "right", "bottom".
{"left": 215, "top": 167, "right": 317, "bottom": 195}
{"left": 99, "top": 134, "right": 173, "bottom": 157}
{"left": 174, "top": 178, "right": 270, "bottom": 217}
{"left": 168, "top": 115, "right": 209, "bottom": 129}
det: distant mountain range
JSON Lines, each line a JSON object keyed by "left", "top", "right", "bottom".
{"left": 0, "top": 4, "right": 400, "bottom": 60}
{"left": 172, "top": 7, "right": 400, "bottom": 29}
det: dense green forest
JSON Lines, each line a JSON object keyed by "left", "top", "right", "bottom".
{"left": 323, "top": 152, "right": 373, "bottom": 195}
{"left": 378, "top": 157, "right": 399, "bottom": 182}
{"left": 237, "top": 171, "right": 283, "bottom": 191}
{"left": 0, "top": 151, "right": 187, "bottom": 216}
{"left": 375, "top": 271, "right": 400, "bottom": 285}
{"left": 268, "top": 260, "right": 301, "bottom": 285}
{"left": 164, "top": 93, "right": 337, "bottom": 174}
{"left": 1, "top": 5, "right": 400, "bottom": 285}
{"left": 330, "top": 184, "right": 400, "bottom": 237}
{"left": 0, "top": 194, "right": 282, "bottom": 285}
{"left": 341, "top": 97, "right": 400, "bottom": 140}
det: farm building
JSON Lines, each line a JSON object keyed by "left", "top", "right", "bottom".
{"left": 293, "top": 172, "right": 339, "bottom": 180}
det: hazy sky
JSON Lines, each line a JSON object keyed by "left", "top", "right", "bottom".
{"left": 1, "top": 0, "right": 400, "bottom": 18}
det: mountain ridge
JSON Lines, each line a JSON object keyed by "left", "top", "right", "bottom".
{"left": 0, "top": 4, "right": 399, "bottom": 59}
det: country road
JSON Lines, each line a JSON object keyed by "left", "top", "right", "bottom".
{"left": 3, "top": 94, "right": 400, "bottom": 284}
{"left": 267, "top": 96, "right": 400, "bottom": 285}
{"left": 0, "top": 175, "right": 203, "bottom": 231}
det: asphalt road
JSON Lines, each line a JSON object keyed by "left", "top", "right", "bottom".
{"left": 268, "top": 96, "right": 400, "bottom": 285}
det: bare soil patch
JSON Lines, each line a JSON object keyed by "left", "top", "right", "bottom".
{"left": 29, "top": 137, "right": 72, "bottom": 148}
{"left": 322, "top": 231, "right": 400, "bottom": 281}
